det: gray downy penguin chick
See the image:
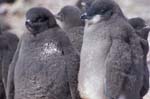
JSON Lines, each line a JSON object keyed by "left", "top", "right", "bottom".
{"left": 0, "top": 30, "right": 19, "bottom": 99}
{"left": 129, "top": 17, "right": 150, "bottom": 98}
{"left": 78, "top": 0, "right": 145, "bottom": 99}
{"left": 6, "top": 7, "right": 80, "bottom": 99}
{"left": 56, "top": 5, "right": 84, "bottom": 53}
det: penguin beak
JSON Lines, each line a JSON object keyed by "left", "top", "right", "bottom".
{"left": 55, "top": 14, "right": 61, "bottom": 20}
{"left": 144, "top": 25, "right": 150, "bottom": 29}
{"left": 144, "top": 25, "right": 150, "bottom": 32}
{"left": 25, "top": 19, "right": 32, "bottom": 26}
{"left": 80, "top": 13, "right": 91, "bottom": 20}
{"left": 81, "top": 13, "right": 102, "bottom": 24}
{"left": 25, "top": 19, "right": 34, "bottom": 33}
{"left": 55, "top": 13, "right": 63, "bottom": 21}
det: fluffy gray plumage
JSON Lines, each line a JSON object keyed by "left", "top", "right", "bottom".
{"left": 6, "top": 7, "right": 80, "bottom": 99}
{"left": 129, "top": 17, "right": 150, "bottom": 40}
{"left": 56, "top": 6, "right": 84, "bottom": 53}
{"left": 1, "top": 32, "right": 18, "bottom": 89}
{"left": 129, "top": 17, "right": 150, "bottom": 98}
{"left": 78, "top": 0, "right": 145, "bottom": 99}
{"left": 0, "top": 30, "right": 18, "bottom": 99}
{"left": 0, "top": 70, "right": 5, "bottom": 99}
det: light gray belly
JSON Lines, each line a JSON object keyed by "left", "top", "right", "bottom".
{"left": 78, "top": 39, "right": 111, "bottom": 99}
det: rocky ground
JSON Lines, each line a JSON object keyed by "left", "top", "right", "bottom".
{"left": 0, "top": 0, "right": 150, "bottom": 98}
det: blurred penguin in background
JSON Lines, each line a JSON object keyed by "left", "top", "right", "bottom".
{"left": 129, "top": 17, "right": 150, "bottom": 99}
{"left": 56, "top": 5, "right": 84, "bottom": 53}
{"left": 0, "top": 24, "right": 19, "bottom": 97}
{"left": 0, "top": 0, "right": 16, "bottom": 4}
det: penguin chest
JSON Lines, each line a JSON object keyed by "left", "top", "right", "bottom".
{"left": 39, "top": 42, "right": 62, "bottom": 61}
{"left": 22, "top": 40, "right": 62, "bottom": 61}
{"left": 15, "top": 40, "right": 63, "bottom": 81}
{"left": 78, "top": 39, "right": 111, "bottom": 99}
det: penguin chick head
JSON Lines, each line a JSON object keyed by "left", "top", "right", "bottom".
{"left": 55, "top": 6, "right": 84, "bottom": 30}
{"left": 129, "top": 17, "right": 147, "bottom": 30}
{"left": 129, "top": 17, "right": 150, "bottom": 40}
{"left": 80, "top": 0, "right": 121, "bottom": 25}
{"left": 25, "top": 7, "right": 58, "bottom": 36}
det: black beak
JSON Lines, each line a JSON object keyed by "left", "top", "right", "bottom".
{"left": 80, "top": 13, "right": 91, "bottom": 20}
{"left": 55, "top": 14, "right": 60, "bottom": 19}
{"left": 80, "top": 13, "right": 87, "bottom": 19}
{"left": 54, "top": 13, "right": 63, "bottom": 21}
{"left": 25, "top": 19, "right": 34, "bottom": 34}
{"left": 25, "top": 19, "right": 32, "bottom": 26}
{"left": 144, "top": 25, "right": 150, "bottom": 31}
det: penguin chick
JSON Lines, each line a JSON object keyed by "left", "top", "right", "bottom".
{"left": 56, "top": 5, "right": 84, "bottom": 53}
{"left": 6, "top": 7, "right": 80, "bottom": 99}
{"left": 78, "top": 0, "right": 144, "bottom": 99}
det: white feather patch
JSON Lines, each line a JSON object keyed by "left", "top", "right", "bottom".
{"left": 40, "top": 43, "right": 61, "bottom": 60}
{"left": 91, "top": 15, "right": 102, "bottom": 24}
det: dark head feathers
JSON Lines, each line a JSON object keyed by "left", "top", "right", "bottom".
{"left": 56, "top": 5, "right": 84, "bottom": 29}
{"left": 25, "top": 7, "right": 58, "bottom": 36}
{"left": 129, "top": 17, "right": 150, "bottom": 40}
{"left": 129, "top": 17, "right": 146, "bottom": 29}
{"left": 81, "top": 0, "right": 125, "bottom": 21}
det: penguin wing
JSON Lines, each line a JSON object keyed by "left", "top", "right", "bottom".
{"left": 57, "top": 28, "right": 81, "bottom": 99}
{"left": 66, "top": 53, "right": 81, "bottom": 99}
{"left": 1, "top": 32, "right": 19, "bottom": 88}
{"left": 67, "top": 27, "right": 84, "bottom": 52}
{"left": 139, "top": 38, "right": 149, "bottom": 97}
{"left": 6, "top": 39, "right": 21, "bottom": 99}
{"left": 140, "top": 38, "right": 149, "bottom": 56}
{"left": 104, "top": 39, "right": 132, "bottom": 98}
{"left": 140, "top": 64, "right": 149, "bottom": 97}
